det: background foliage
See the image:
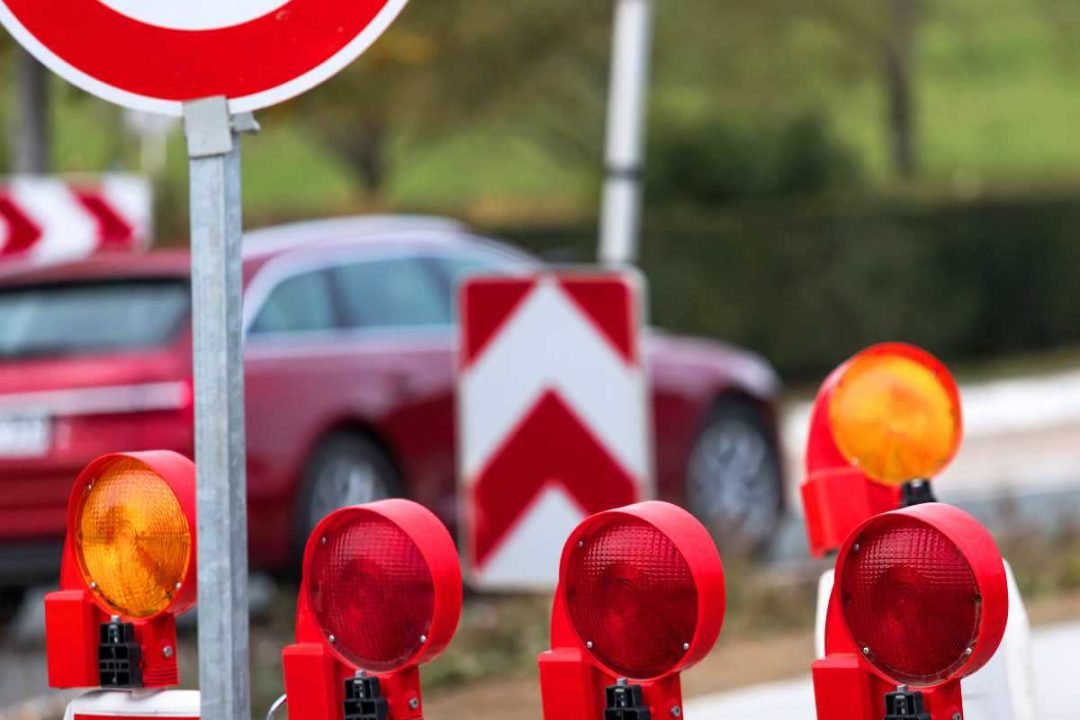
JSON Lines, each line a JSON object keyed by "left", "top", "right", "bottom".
{"left": 499, "top": 191, "right": 1080, "bottom": 378}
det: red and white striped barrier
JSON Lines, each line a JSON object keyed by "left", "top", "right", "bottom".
{"left": 0, "top": 175, "right": 151, "bottom": 264}
{"left": 458, "top": 272, "right": 652, "bottom": 589}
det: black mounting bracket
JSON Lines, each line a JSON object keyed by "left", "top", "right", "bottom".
{"left": 344, "top": 674, "right": 389, "bottom": 720}
{"left": 604, "top": 681, "right": 651, "bottom": 720}
{"left": 98, "top": 618, "right": 143, "bottom": 689}
{"left": 884, "top": 687, "right": 932, "bottom": 720}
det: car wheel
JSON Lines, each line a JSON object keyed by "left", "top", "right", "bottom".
{"left": 298, "top": 433, "right": 400, "bottom": 544}
{"left": 0, "top": 586, "right": 26, "bottom": 631}
{"left": 686, "top": 400, "right": 783, "bottom": 553}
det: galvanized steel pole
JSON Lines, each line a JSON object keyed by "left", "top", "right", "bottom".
{"left": 598, "top": 0, "right": 654, "bottom": 266}
{"left": 183, "top": 97, "right": 257, "bottom": 720}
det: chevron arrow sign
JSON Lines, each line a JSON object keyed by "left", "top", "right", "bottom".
{"left": 458, "top": 271, "right": 653, "bottom": 589}
{"left": 0, "top": 175, "right": 151, "bottom": 264}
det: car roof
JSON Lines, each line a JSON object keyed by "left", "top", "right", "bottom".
{"left": 0, "top": 215, "right": 528, "bottom": 287}
{"left": 242, "top": 215, "right": 468, "bottom": 258}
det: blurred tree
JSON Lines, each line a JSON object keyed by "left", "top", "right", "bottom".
{"left": 693, "top": 0, "right": 923, "bottom": 180}
{"left": 11, "top": 48, "right": 50, "bottom": 173}
{"left": 276, "top": 0, "right": 613, "bottom": 198}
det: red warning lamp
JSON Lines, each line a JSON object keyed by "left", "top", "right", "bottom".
{"left": 802, "top": 343, "right": 962, "bottom": 556}
{"left": 45, "top": 451, "right": 197, "bottom": 690}
{"left": 283, "top": 499, "right": 462, "bottom": 720}
{"left": 539, "top": 501, "right": 725, "bottom": 720}
{"left": 813, "top": 503, "right": 1007, "bottom": 720}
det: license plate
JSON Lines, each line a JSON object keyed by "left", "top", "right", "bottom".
{"left": 0, "top": 416, "right": 52, "bottom": 457}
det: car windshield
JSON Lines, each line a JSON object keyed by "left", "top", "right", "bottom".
{"left": 0, "top": 279, "right": 189, "bottom": 359}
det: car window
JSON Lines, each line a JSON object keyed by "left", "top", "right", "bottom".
{"left": 250, "top": 269, "right": 337, "bottom": 335}
{"left": 434, "top": 256, "right": 512, "bottom": 288}
{"left": 334, "top": 257, "right": 450, "bottom": 330}
{"left": 431, "top": 253, "right": 526, "bottom": 321}
{"left": 0, "top": 280, "right": 189, "bottom": 359}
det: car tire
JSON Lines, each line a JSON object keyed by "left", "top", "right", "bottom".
{"left": 685, "top": 399, "right": 783, "bottom": 554}
{"left": 296, "top": 432, "right": 400, "bottom": 555}
{"left": 0, "top": 586, "right": 25, "bottom": 631}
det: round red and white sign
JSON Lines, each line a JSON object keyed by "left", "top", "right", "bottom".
{"left": 0, "top": 0, "right": 409, "bottom": 115}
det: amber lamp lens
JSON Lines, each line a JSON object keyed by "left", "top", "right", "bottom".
{"left": 76, "top": 458, "right": 191, "bottom": 618}
{"left": 829, "top": 352, "right": 960, "bottom": 485}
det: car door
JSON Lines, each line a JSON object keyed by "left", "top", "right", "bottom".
{"left": 243, "top": 265, "right": 349, "bottom": 566}
{"left": 326, "top": 253, "right": 459, "bottom": 522}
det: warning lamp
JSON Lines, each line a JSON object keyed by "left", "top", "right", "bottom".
{"left": 802, "top": 343, "right": 962, "bottom": 556}
{"left": 282, "top": 499, "right": 462, "bottom": 720}
{"left": 45, "top": 451, "right": 196, "bottom": 690}
{"left": 813, "top": 503, "right": 1007, "bottom": 720}
{"left": 539, "top": 501, "right": 724, "bottom": 720}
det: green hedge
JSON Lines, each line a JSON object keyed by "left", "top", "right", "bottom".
{"left": 495, "top": 193, "right": 1080, "bottom": 379}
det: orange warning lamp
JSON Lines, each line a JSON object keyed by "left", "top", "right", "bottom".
{"left": 802, "top": 343, "right": 962, "bottom": 556}
{"left": 45, "top": 452, "right": 196, "bottom": 690}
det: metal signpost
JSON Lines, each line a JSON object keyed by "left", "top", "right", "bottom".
{"left": 184, "top": 98, "right": 256, "bottom": 720}
{"left": 599, "top": 0, "right": 655, "bottom": 266}
{"left": 0, "top": 3, "right": 410, "bottom": 719}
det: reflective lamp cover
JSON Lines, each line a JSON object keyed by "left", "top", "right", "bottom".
{"left": 303, "top": 499, "right": 462, "bottom": 673}
{"left": 560, "top": 501, "right": 725, "bottom": 680}
{"left": 828, "top": 343, "right": 961, "bottom": 486}
{"left": 835, "top": 503, "right": 1007, "bottom": 687}
{"left": 70, "top": 452, "right": 197, "bottom": 619}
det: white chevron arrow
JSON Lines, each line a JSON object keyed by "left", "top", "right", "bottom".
{"left": 459, "top": 277, "right": 650, "bottom": 483}
{"left": 4, "top": 175, "right": 151, "bottom": 264}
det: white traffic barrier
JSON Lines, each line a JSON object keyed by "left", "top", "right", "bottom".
{"left": 63, "top": 691, "right": 199, "bottom": 720}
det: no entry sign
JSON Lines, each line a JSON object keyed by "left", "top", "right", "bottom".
{"left": 0, "top": 0, "right": 409, "bottom": 114}
{"left": 458, "top": 272, "right": 653, "bottom": 589}
{"left": 0, "top": 1, "right": 410, "bottom": 719}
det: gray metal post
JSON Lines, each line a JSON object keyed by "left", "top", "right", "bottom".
{"left": 11, "top": 47, "right": 51, "bottom": 173}
{"left": 183, "top": 97, "right": 258, "bottom": 720}
{"left": 598, "top": 0, "right": 654, "bottom": 266}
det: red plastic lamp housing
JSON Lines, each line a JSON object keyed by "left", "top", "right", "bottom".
{"left": 284, "top": 500, "right": 462, "bottom": 720}
{"left": 539, "top": 502, "right": 725, "bottom": 720}
{"left": 802, "top": 342, "right": 962, "bottom": 556}
{"left": 835, "top": 503, "right": 1007, "bottom": 688}
{"left": 45, "top": 451, "right": 197, "bottom": 689}
{"left": 563, "top": 506, "right": 723, "bottom": 679}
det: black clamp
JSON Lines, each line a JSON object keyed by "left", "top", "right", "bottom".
{"left": 98, "top": 617, "right": 143, "bottom": 688}
{"left": 344, "top": 673, "right": 389, "bottom": 720}
{"left": 605, "top": 680, "right": 651, "bottom": 720}
{"left": 884, "top": 687, "right": 932, "bottom": 720}
{"left": 901, "top": 479, "right": 937, "bottom": 507}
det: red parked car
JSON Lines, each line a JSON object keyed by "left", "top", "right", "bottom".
{"left": 0, "top": 216, "right": 782, "bottom": 612}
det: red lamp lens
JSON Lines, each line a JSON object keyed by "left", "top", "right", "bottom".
{"left": 565, "top": 517, "right": 699, "bottom": 679}
{"left": 839, "top": 515, "right": 981, "bottom": 686}
{"left": 307, "top": 511, "right": 434, "bottom": 672}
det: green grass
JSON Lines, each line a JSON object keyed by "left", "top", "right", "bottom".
{"left": 831, "top": 0, "right": 1080, "bottom": 183}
